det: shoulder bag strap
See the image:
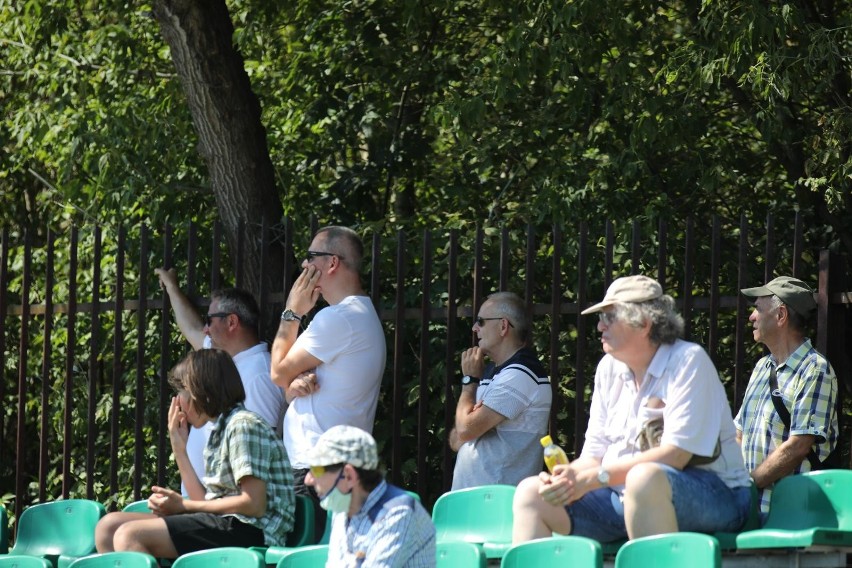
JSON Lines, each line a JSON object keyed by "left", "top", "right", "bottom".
{"left": 768, "top": 365, "right": 821, "bottom": 469}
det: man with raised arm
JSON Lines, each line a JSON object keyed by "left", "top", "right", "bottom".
{"left": 154, "top": 269, "right": 286, "bottom": 491}
{"left": 271, "top": 226, "right": 386, "bottom": 530}
{"left": 450, "top": 291, "right": 552, "bottom": 490}
{"left": 735, "top": 276, "right": 838, "bottom": 516}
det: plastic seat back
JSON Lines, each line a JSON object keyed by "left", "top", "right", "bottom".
{"left": 0, "top": 557, "right": 54, "bottom": 568}
{"left": 502, "top": 536, "right": 603, "bottom": 568}
{"left": 9, "top": 499, "right": 106, "bottom": 559}
{"left": 275, "top": 545, "right": 329, "bottom": 568}
{"left": 285, "top": 494, "right": 316, "bottom": 547}
{"left": 68, "top": 552, "right": 158, "bottom": 568}
{"left": 432, "top": 485, "right": 515, "bottom": 553}
{"left": 172, "top": 547, "right": 264, "bottom": 568}
{"left": 615, "top": 533, "right": 720, "bottom": 568}
{"left": 762, "top": 470, "right": 852, "bottom": 530}
{"left": 120, "top": 501, "right": 151, "bottom": 514}
{"left": 435, "top": 541, "right": 486, "bottom": 568}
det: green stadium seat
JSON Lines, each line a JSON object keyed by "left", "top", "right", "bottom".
{"left": 120, "top": 501, "right": 151, "bottom": 514}
{"left": 615, "top": 532, "right": 721, "bottom": 568}
{"left": 435, "top": 541, "right": 486, "bottom": 568}
{"left": 171, "top": 547, "right": 264, "bottom": 568}
{"left": 736, "top": 469, "right": 852, "bottom": 550}
{"left": 432, "top": 485, "right": 515, "bottom": 559}
{"left": 68, "top": 552, "right": 158, "bottom": 568}
{"left": 503, "top": 536, "right": 602, "bottom": 567}
{"left": 6, "top": 499, "right": 106, "bottom": 568}
{"left": 275, "top": 545, "right": 328, "bottom": 568}
{"left": 0, "top": 557, "right": 54, "bottom": 568}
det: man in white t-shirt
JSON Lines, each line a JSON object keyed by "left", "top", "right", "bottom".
{"left": 271, "top": 226, "right": 386, "bottom": 534}
{"left": 155, "top": 269, "right": 287, "bottom": 498}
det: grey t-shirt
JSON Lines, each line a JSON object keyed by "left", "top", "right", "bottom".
{"left": 452, "top": 347, "right": 552, "bottom": 490}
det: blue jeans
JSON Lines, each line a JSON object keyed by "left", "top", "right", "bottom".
{"left": 566, "top": 465, "right": 752, "bottom": 542}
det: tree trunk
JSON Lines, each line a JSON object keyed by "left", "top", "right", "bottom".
{"left": 152, "top": 0, "right": 285, "bottom": 336}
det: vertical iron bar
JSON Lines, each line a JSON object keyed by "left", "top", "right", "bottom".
{"left": 733, "top": 215, "right": 749, "bottom": 410}
{"left": 574, "top": 223, "right": 588, "bottom": 457}
{"left": 605, "top": 220, "right": 614, "bottom": 287}
{"left": 417, "top": 230, "right": 432, "bottom": 498}
{"left": 524, "top": 225, "right": 535, "bottom": 313}
{"left": 86, "top": 226, "right": 102, "bottom": 500}
{"left": 158, "top": 227, "right": 173, "bottom": 487}
{"left": 764, "top": 213, "right": 775, "bottom": 282}
{"left": 549, "top": 225, "right": 562, "bottom": 438}
{"left": 391, "top": 230, "right": 405, "bottom": 485}
{"left": 15, "top": 231, "right": 32, "bottom": 520}
{"left": 499, "top": 226, "right": 509, "bottom": 292}
{"left": 630, "top": 220, "right": 641, "bottom": 275}
{"left": 63, "top": 227, "right": 79, "bottom": 498}
{"left": 109, "top": 227, "right": 126, "bottom": 506}
{"left": 134, "top": 225, "right": 149, "bottom": 499}
{"left": 792, "top": 211, "right": 804, "bottom": 278}
{"left": 211, "top": 221, "right": 223, "bottom": 291}
{"left": 656, "top": 219, "right": 668, "bottom": 288}
{"left": 38, "top": 229, "right": 55, "bottom": 502}
{"left": 708, "top": 216, "right": 722, "bottom": 365}
{"left": 682, "top": 219, "right": 694, "bottom": 340}
{"left": 0, "top": 228, "right": 8, "bottom": 467}
{"left": 443, "top": 230, "right": 459, "bottom": 492}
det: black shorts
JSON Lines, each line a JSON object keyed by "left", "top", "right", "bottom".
{"left": 164, "top": 513, "right": 264, "bottom": 555}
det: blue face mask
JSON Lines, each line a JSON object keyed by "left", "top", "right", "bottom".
{"left": 318, "top": 468, "right": 352, "bottom": 513}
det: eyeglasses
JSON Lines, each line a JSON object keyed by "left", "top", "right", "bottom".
{"left": 305, "top": 250, "right": 342, "bottom": 263}
{"left": 204, "top": 312, "right": 233, "bottom": 326}
{"left": 475, "top": 316, "right": 514, "bottom": 328}
{"left": 598, "top": 311, "right": 619, "bottom": 326}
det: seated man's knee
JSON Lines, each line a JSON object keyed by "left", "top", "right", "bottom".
{"left": 514, "top": 476, "right": 543, "bottom": 510}
{"left": 113, "top": 520, "right": 142, "bottom": 551}
{"left": 624, "top": 462, "right": 672, "bottom": 504}
{"left": 95, "top": 512, "right": 125, "bottom": 552}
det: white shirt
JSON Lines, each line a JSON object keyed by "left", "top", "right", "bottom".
{"left": 283, "top": 295, "right": 386, "bottom": 468}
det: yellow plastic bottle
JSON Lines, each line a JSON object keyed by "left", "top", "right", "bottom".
{"left": 541, "top": 434, "right": 568, "bottom": 473}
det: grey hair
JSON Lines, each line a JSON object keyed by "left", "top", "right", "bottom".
{"left": 767, "top": 294, "right": 809, "bottom": 332}
{"left": 211, "top": 288, "right": 260, "bottom": 333}
{"left": 486, "top": 291, "right": 531, "bottom": 343}
{"left": 315, "top": 226, "right": 364, "bottom": 271}
{"left": 614, "top": 295, "right": 684, "bottom": 345}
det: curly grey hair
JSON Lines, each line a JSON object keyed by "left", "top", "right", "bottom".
{"left": 613, "top": 295, "right": 684, "bottom": 345}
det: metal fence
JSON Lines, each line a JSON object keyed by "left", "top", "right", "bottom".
{"left": 1, "top": 212, "right": 849, "bottom": 523}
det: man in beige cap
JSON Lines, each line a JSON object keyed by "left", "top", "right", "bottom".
{"left": 512, "top": 275, "right": 752, "bottom": 545}
{"left": 735, "top": 276, "right": 838, "bottom": 516}
{"left": 304, "top": 425, "right": 435, "bottom": 567}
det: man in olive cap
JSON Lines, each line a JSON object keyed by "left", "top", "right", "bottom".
{"left": 734, "top": 276, "right": 838, "bottom": 515}
{"left": 304, "top": 425, "right": 435, "bottom": 566}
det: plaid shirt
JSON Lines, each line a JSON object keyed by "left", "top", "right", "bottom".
{"left": 327, "top": 480, "right": 436, "bottom": 567}
{"left": 205, "top": 404, "right": 295, "bottom": 546}
{"left": 734, "top": 339, "right": 838, "bottom": 512}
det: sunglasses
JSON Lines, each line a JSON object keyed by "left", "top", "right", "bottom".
{"left": 309, "top": 464, "right": 343, "bottom": 478}
{"left": 474, "top": 316, "right": 515, "bottom": 328}
{"left": 204, "top": 312, "right": 233, "bottom": 326}
{"left": 305, "top": 250, "right": 342, "bottom": 263}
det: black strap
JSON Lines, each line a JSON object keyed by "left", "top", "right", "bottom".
{"left": 768, "top": 365, "right": 822, "bottom": 469}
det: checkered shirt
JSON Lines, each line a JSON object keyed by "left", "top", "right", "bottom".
{"left": 734, "top": 339, "right": 838, "bottom": 512}
{"left": 205, "top": 404, "right": 295, "bottom": 546}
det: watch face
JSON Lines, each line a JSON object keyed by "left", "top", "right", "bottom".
{"left": 597, "top": 469, "right": 610, "bottom": 485}
{"left": 461, "top": 376, "right": 471, "bottom": 385}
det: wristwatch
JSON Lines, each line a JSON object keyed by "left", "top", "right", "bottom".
{"left": 596, "top": 467, "right": 610, "bottom": 486}
{"left": 280, "top": 309, "right": 302, "bottom": 322}
{"left": 461, "top": 375, "right": 480, "bottom": 386}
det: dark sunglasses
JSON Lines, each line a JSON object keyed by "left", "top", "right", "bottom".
{"left": 475, "top": 316, "right": 514, "bottom": 328}
{"left": 204, "top": 312, "right": 233, "bottom": 326}
{"left": 305, "top": 250, "right": 342, "bottom": 263}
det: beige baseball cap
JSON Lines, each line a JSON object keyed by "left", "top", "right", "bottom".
{"left": 581, "top": 275, "right": 663, "bottom": 315}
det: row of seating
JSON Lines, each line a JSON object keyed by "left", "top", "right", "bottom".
{"left": 2, "top": 469, "right": 851, "bottom": 567}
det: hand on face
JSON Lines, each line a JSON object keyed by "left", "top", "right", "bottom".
{"left": 286, "top": 265, "right": 322, "bottom": 317}
{"left": 168, "top": 396, "right": 190, "bottom": 453}
{"left": 461, "top": 347, "right": 485, "bottom": 378}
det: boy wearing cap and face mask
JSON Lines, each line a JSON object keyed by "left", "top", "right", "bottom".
{"left": 734, "top": 276, "right": 838, "bottom": 515}
{"left": 512, "top": 275, "right": 752, "bottom": 545}
{"left": 305, "top": 425, "right": 435, "bottom": 567}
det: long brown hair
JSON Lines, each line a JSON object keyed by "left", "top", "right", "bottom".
{"left": 168, "top": 349, "right": 245, "bottom": 418}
